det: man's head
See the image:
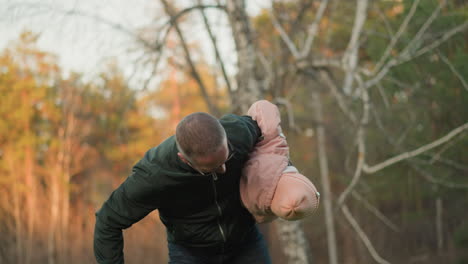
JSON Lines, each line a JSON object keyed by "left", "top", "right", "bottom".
{"left": 176, "top": 112, "right": 230, "bottom": 174}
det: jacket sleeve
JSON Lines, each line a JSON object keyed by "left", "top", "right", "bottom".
{"left": 221, "top": 114, "right": 262, "bottom": 154}
{"left": 94, "top": 163, "right": 159, "bottom": 264}
{"left": 238, "top": 115, "right": 262, "bottom": 150}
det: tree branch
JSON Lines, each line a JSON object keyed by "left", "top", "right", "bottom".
{"left": 296, "top": 57, "right": 342, "bottom": 70}
{"left": 424, "top": 154, "right": 468, "bottom": 172}
{"left": 342, "top": 0, "right": 368, "bottom": 95}
{"left": 372, "top": 106, "right": 468, "bottom": 186}
{"left": 371, "top": 0, "right": 421, "bottom": 75}
{"left": 399, "top": 21, "right": 468, "bottom": 64}
{"left": 375, "top": 4, "right": 394, "bottom": 38}
{"left": 364, "top": 1, "right": 467, "bottom": 89}
{"left": 364, "top": 122, "right": 468, "bottom": 174}
{"left": 156, "top": 4, "right": 225, "bottom": 56}
{"left": 258, "top": 52, "right": 274, "bottom": 91}
{"left": 336, "top": 77, "right": 369, "bottom": 208}
{"left": 319, "top": 70, "right": 357, "bottom": 124}
{"left": 167, "top": 4, "right": 225, "bottom": 26}
{"left": 342, "top": 205, "right": 391, "bottom": 264}
{"left": 268, "top": 6, "right": 300, "bottom": 59}
{"left": 274, "top": 97, "right": 300, "bottom": 132}
{"left": 376, "top": 82, "right": 390, "bottom": 109}
{"left": 352, "top": 191, "right": 400, "bottom": 232}
{"left": 196, "top": 0, "right": 233, "bottom": 97}
{"left": 300, "top": 0, "right": 329, "bottom": 58}
{"left": 399, "top": 0, "right": 447, "bottom": 58}
{"left": 161, "top": 0, "right": 220, "bottom": 116}
{"left": 437, "top": 50, "right": 468, "bottom": 92}
{"left": 409, "top": 162, "right": 468, "bottom": 189}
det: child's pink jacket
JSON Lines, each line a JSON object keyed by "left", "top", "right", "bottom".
{"left": 240, "top": 100, "right": 320, "bottom": 223}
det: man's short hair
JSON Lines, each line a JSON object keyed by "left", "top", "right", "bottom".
{"left": 175, "top": 112, "right": 226, "bottom": 160}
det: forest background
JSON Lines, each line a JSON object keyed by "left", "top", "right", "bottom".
{"left": 0, "top": 0, "right": 467, "bottom": 264}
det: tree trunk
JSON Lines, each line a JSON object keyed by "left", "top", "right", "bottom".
{"left": 7, "top": 153, "right": 23, "bottom": 264}
{"left": 59, "top": 110, "right": 76, "bottom": 263}
{"left": 60, "top": 148, "right": 71, "bottom": 263}
{"left": 13, "top": 179, "right": 22, "bottom": 264}
{"left": 225, "top": 1, "right": 310, "bottom": 263}
{"left": 24, "top": 146, "right": 36, "bottom": 264}
{"left": 48, "top": 174, "right": 59, "bottom": 264}
{"left": 225, "top": 0, "right": 264, "bottom": 114}
{"left": 436, "top": 197, "right": 443, "bottom": 254}
{"left": 21, "top": 86, "right": 36, "bottom": 264}
{"left": 48, "top": 127, "right": 65, "bottom": 264}
{"left": 276, "top": 219, "right": 311, "bottom": 263}
{"left": 312, "top": 91, "right": 338, "bottom": 264}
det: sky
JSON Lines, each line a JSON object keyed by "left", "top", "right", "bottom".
{"left": 0, "top": 0, "right": 268, "bottom": 87}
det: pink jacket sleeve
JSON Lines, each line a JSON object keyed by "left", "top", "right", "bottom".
{"left": 240, "top": 100, "right": 320, "bottom": 223}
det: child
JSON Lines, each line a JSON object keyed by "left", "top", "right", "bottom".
{"left": 240, "top": 100, "right": 320, "bottom": 223}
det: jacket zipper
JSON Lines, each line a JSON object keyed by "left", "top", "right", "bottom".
{"left": 211, "top": 172, "right": 227, "bottom": 242}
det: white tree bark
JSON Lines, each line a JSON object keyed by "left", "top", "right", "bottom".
{"left": 276, "top": 220, "right": 311, "bottom": 264}
{"left": 225, "top": 0, "right": 263, "bottom": 113}
{"left": 312, "top": 91, "right": 338, "bottom": 264}
{"left": 226, "top": 1, "right": 310, "bottom": 263}
{"left": 363, "top": 122, "right": 468, "bottom": 174}
{"left": 342, "top": 0, "right": 368, "bottom": 95}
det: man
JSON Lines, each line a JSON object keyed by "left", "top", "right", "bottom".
{"left": 94, "top": 111, "right": 272, "bottom": 264}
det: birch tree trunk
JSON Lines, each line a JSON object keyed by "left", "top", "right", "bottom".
{"left": 225, "top": 1, "right": 310, "bottom": 263}
{"left": 275, "top": 219, "right": 311, "bottom": 264}
{"left": 312, "top": 91, "right": 338, "bottom": 264}
{"left": 225, "top": 0, "right": 263, "bottom": 114}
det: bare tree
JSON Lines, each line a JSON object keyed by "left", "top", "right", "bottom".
{"left": 312, "top": 88, "right": 338, "bottom": 264}
{"left": 268, "top": 0, "right": 467, "bottom": 263}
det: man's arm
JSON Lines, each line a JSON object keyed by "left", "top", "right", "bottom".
{"left": 221, "top": 114, "right": 262, "bottom": 155}
{"left": 94, "top": 164, "right": 159, "bottom": 264}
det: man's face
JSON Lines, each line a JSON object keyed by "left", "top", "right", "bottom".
{"left": 179, "top": 138, "right": 234, "bottom": 175}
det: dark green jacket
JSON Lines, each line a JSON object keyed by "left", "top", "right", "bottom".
{"left": 94, "top": 114, "right": 261, "bottom": 264}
